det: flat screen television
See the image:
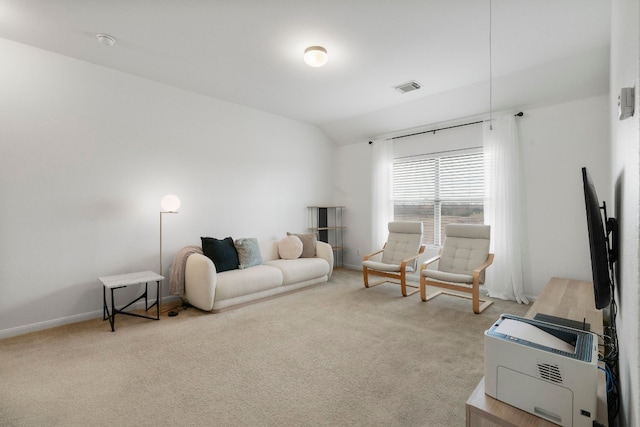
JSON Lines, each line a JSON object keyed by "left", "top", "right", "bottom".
{"left": 581, "top": 167, "right": 617, "bottom": 309}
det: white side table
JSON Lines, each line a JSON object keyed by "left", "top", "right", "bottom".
{"left": 99, "top": 271, "right": 164, "bottom": 332}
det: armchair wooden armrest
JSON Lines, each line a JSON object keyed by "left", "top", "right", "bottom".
{"left": 420, "top": 254, "right": 441, "bottom": 272}
{"left": 471, "top": 253, "right": 494, "bottom": 285}
{"left": 363, "top": 248, "right": 384, "bottom": 261}
{"left": 400, "top": 245, "right": 426, "bottom": 270}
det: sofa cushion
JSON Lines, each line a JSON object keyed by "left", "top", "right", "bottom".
{"left": 287, "top": 232, "right": 317, "bottom": 258}
{"left": 214, "top": 265, "right": 283, "bottom": 300}
{"left": 201, "top": 237, "right": 239, "bottom": 272}
{"left": 278, "top": 235, "right": 303, "bottom": 259}
{"left": 234, "top": 238, "right": 263, "bottom": 269}
{"left": 264, "top": 258, "right": 330, "bottom": 285}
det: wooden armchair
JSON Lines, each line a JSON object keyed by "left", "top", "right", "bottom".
{"left": 420, "top": 224, "right": 494, "bottom": 313}
{"left": 362, "top": 221, "right": 425, "bottom": 297}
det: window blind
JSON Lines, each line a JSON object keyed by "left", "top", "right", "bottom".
{"left": 393, "top": 150, "right": 484, "bottom": 246}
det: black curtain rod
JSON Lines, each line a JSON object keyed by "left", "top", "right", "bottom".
{"left": 369, "top": 111, "right": 524, "bottom": 144}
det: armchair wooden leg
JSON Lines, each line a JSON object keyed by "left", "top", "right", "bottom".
{"left": 363, "top": 267, "right": 370, "bottom": 288}
{"left": 400, "top": 282, "right": 419, "bottom": 297}
{"left": 472, "top": 283, "right": 480, "bottom": 313}
{"left": 420, "top": 283, "right": 494, "bottom": 314}
{"left": 475, "top": 299, "right": 494, "bottom": 314}
{"left": 471, "top": 282, "right": 493, "bottom": 313}
{"left": 396, "top": 270, "right": 417, "bottom": 296}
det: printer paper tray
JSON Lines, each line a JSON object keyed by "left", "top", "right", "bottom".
{"left": 497, "top": 366, "right": 572, "bottom": 426}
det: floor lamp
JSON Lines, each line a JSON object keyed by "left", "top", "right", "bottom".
{"left": 159, "top": 194, "right": 180, "bottom": 312}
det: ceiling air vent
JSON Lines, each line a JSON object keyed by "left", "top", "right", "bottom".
{"left": 394, "top": 80, "right": 421, "bottom": 94}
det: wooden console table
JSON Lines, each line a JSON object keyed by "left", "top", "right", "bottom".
{"left": 466, "top": 277, "right": 608, "bottom": 426}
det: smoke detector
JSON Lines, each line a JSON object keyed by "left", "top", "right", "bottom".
{"left": 96, "top": 33, "right": 116, "bottom": 47}
{"left": 394, "top": 80, "right": 421, "bottom": 94}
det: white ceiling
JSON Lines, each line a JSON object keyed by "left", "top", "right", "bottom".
{"left": 0, "top": 0, "right": 611, "bottom": 145}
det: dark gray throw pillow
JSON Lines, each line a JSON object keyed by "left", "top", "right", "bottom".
{"left": 201, "top": 236, "right": 239, "bottom": 272}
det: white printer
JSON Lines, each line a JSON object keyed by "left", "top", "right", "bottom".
{"left": 484, "top": 314, "right": 599, "bottom": 427}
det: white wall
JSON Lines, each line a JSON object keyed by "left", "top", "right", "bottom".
{"left": 519, "top": 96, "right": 611, "bottom": 295}
{"left": 610, "top": 0, "right": 640, "bottom": 425}
{"left": 0, "top": 38, "right": 336, "bottom": 338}
{"left": 337, "top": 95, "right": 610, "bottom": 300}
{"left": 335, "top": 142, "right": 372, "bottom": 264}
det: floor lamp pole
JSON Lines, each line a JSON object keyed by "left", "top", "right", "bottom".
{"left": 159, "top": 194, "right": 181, "bottom": 312}
{"left": 159, "top": 211, "right": 164, "bottom": 310}
{"left": 160, "top": 211, "right": 164, "bottom": 277}
{"left": 159, "top": 211, "right": 178, "bottom": 304}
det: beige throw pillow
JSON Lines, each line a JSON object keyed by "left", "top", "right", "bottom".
{"left": 287, "top": 232, "right": 317, "bottom": 258}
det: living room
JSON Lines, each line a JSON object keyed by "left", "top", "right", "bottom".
{"left": 0, "top": 1, "right": 638, "bottom": 426}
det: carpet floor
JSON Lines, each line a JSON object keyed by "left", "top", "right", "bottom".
{"left": 0, "top": 269, "right": 529, "bottom": 426}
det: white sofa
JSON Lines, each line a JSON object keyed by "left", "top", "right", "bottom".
{"left": 184, "top": 240, "right": 333, "bottom": 312}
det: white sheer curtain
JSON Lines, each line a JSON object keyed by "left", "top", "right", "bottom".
{"left": 483, "top": 115, "right": 529, "bottom": 304}
{"left": 371, "top": 138, "right": 394, "bottom": 249}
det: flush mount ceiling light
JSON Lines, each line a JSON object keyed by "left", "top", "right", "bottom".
{"left": 96, "top": 33, "right": 116, "bottom": 47}
{"left": 304, "top": 46, "right": 328, "bottom": 67}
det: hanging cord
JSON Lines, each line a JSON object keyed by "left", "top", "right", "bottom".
{"left": 604, "top": 274, "right": 620, "bottom": 421}
{"left": 489, "top": 0, "right": 493, "bottom": 130}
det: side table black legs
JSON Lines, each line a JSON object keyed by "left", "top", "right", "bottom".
{"left": 99, "top": 271, "right": 165, "bottom": 332}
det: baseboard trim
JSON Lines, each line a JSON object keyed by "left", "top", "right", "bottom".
{"left": 0, "top": 296, "right": 182, "bottom": 340}
{"left": 0, "top": 311, "right": 102, "bottom": 340}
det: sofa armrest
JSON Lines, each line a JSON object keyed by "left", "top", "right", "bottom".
{"left": 185, "top": 253, "right": 217, "bottom": 311}
{"left": 315, "top": 241, "right": 334, "bottom": 278}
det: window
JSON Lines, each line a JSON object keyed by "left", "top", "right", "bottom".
{"left": 393, "top": 150, "right": 484, "bottom": 246}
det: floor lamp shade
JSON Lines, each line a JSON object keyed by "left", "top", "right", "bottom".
{"left": 161, "top": 194, "right": 180, "bottom": 212}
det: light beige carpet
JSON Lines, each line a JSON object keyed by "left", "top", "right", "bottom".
{"left": 0, "top": 269, "right": 529, "bottom": 426}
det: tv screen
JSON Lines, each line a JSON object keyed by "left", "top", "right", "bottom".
{"left": 581, "top": 167, "right": 612, "bottom": 309}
